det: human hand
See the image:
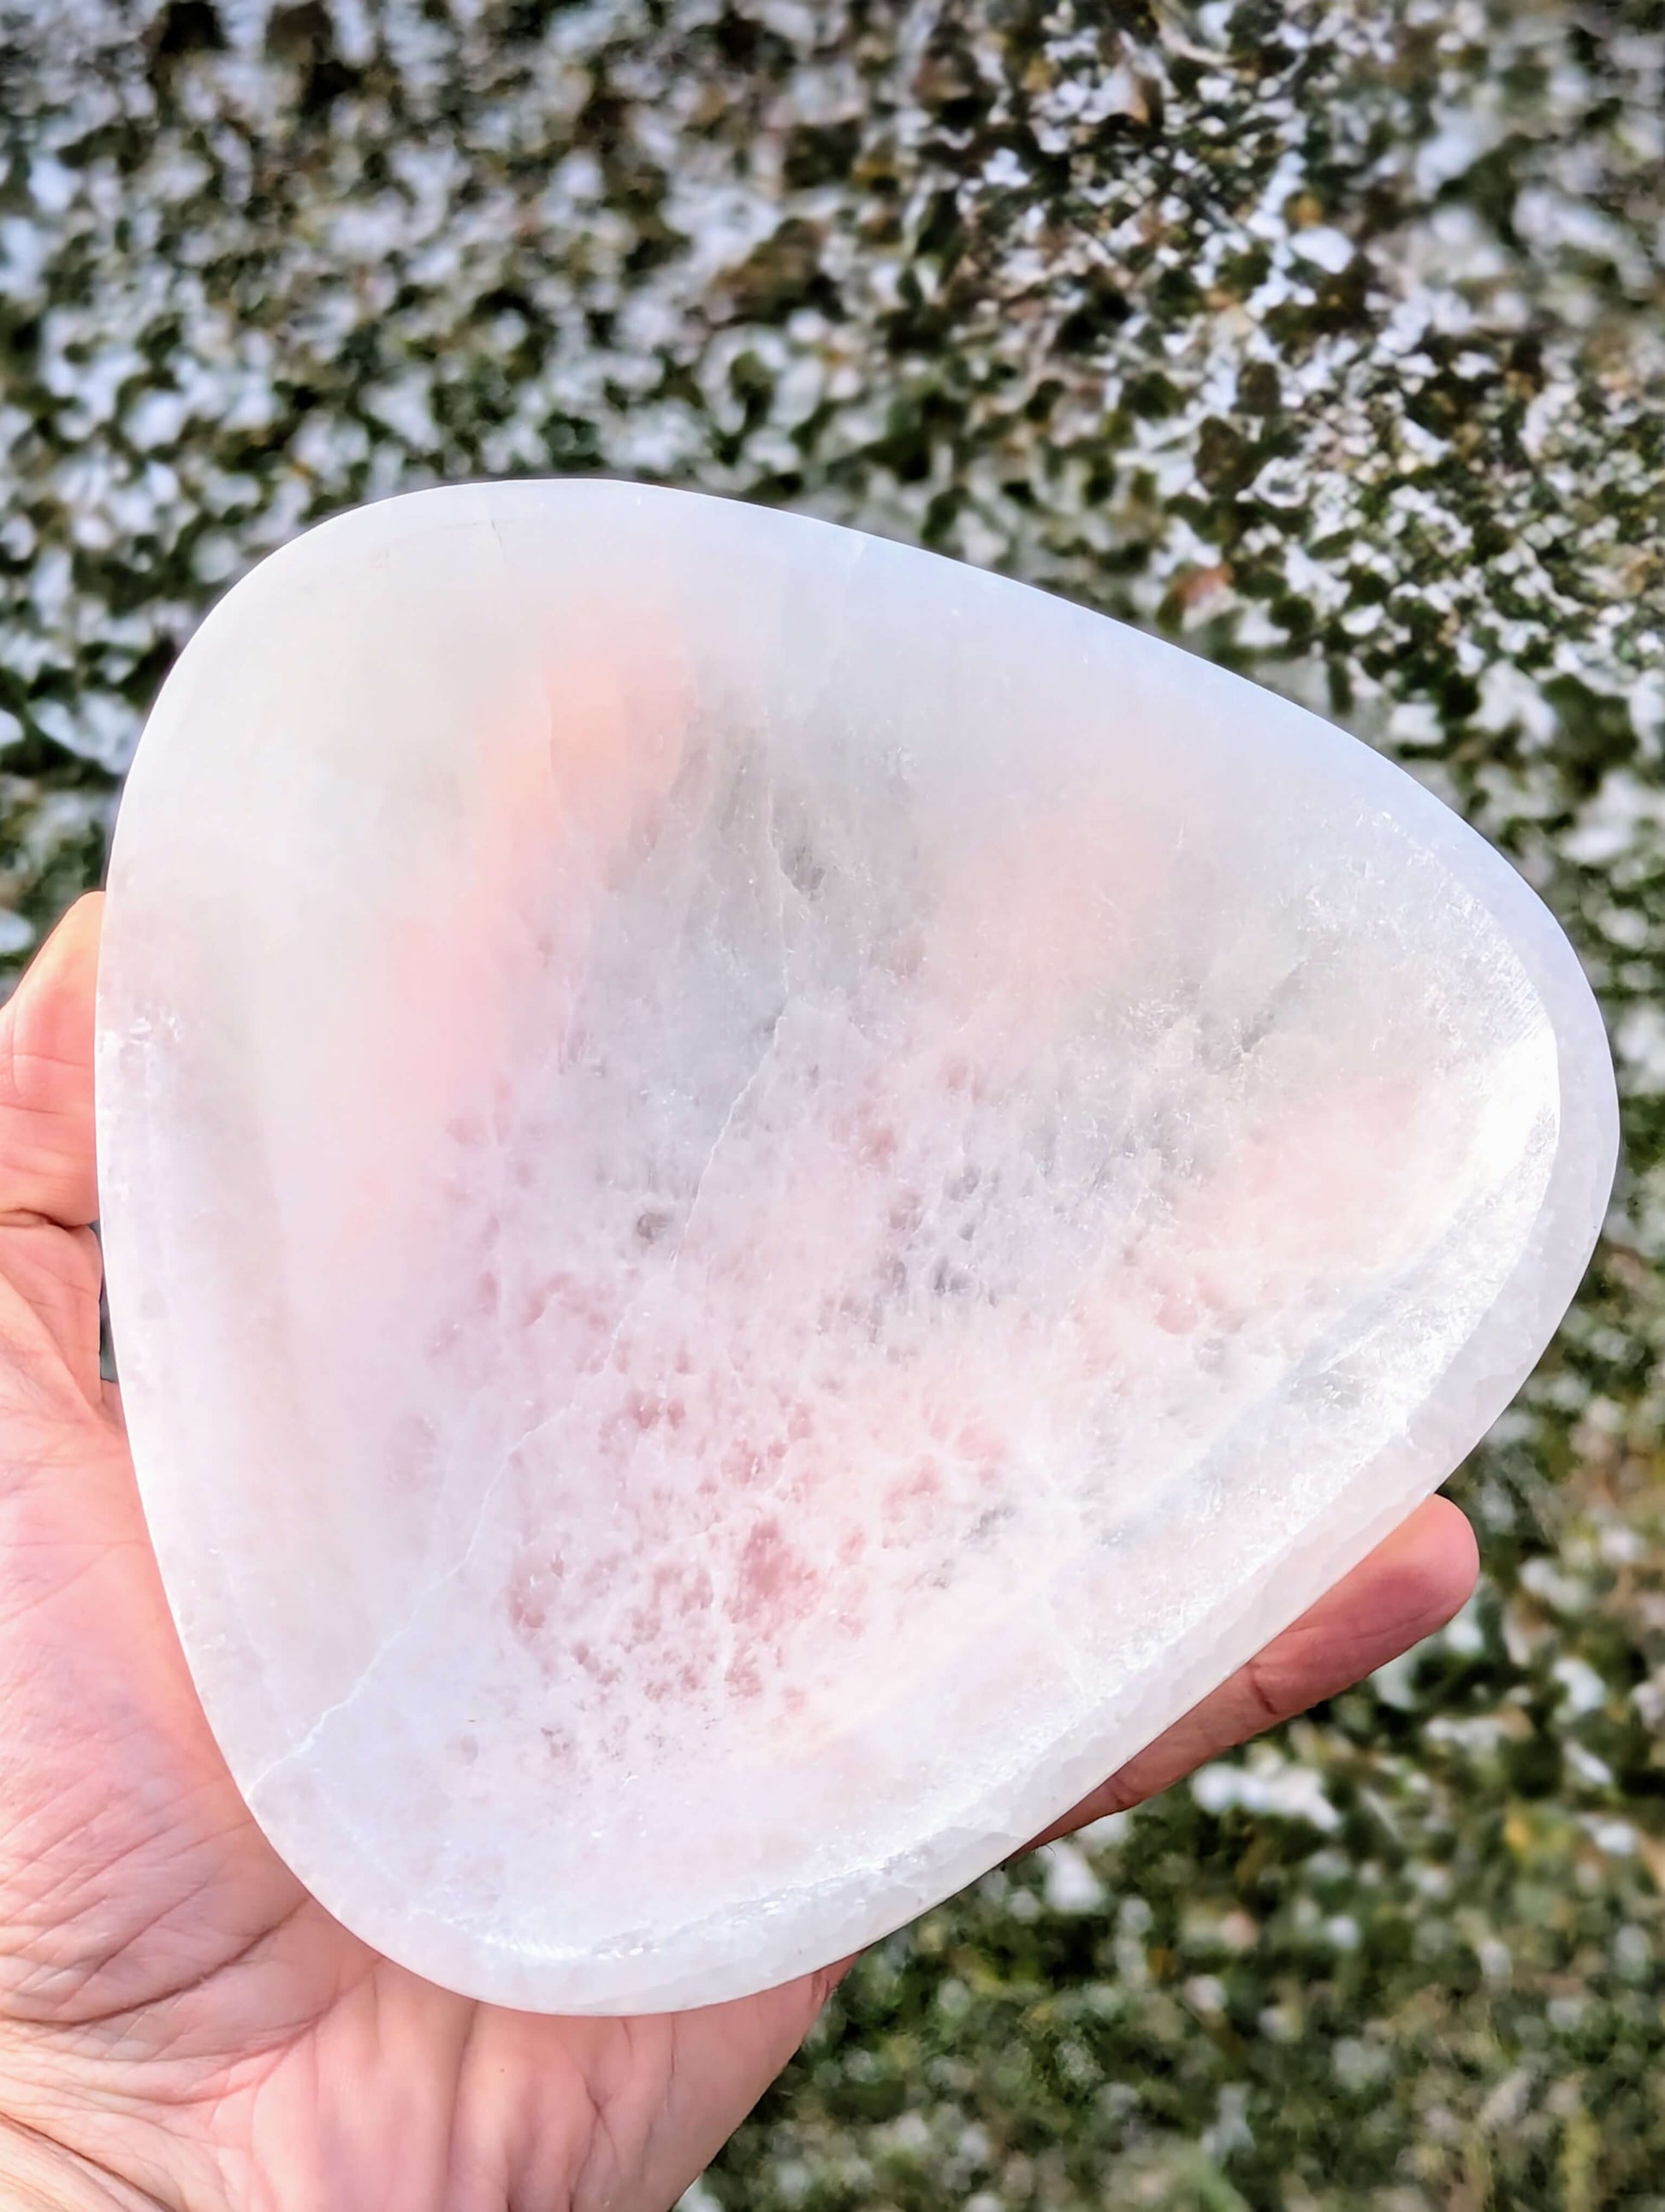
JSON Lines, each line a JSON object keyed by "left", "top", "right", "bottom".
{"left": 0, "top": 895, "right": 1477, "bottom": 2210}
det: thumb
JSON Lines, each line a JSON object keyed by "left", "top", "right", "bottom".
{"left": 0, "top": 896, "right": 105, "bottom": 1409}
{"left": 0, "top": 894, "right": 102, "bottom": 1231}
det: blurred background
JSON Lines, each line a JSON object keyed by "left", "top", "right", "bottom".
{"left": 1, "top": 1, "right": 1661, "bottom": 2203}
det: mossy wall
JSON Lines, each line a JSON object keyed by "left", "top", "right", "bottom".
{"left": 2, "top": 3, "right": 1661, "bottom": 2201}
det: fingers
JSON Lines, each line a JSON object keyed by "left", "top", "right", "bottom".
{"left": 0, "top": 894, "right": 103, "bottom": 1231}
{"left": 1032, "top": 1495, "right": 1478, "bottom": 1847}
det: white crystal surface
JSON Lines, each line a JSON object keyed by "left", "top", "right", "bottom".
{"left": 95, "top": 480, "right": 1617, "bottom": 2014}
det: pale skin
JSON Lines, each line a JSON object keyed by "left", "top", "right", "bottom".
{"left": 0, "top": 895, "right": 1478, "bottom": 2211}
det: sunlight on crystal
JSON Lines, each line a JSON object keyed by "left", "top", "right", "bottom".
{"left": 95, "top": 481, "right": 1617, "bottom": 2013}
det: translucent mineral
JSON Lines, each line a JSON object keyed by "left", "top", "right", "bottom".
{"left": 95, "top": 481, "right": 1618, "bottom": 2014}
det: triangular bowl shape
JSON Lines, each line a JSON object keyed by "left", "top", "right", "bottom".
{"left": 95, "top": 480, "right": 1618, "bottom": 2014}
